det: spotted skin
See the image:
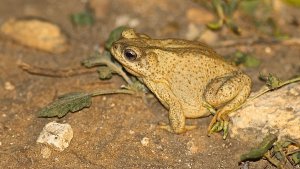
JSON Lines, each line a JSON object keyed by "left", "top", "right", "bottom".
{"left": 110, "top": 29, "right": 252, "bottom": 134}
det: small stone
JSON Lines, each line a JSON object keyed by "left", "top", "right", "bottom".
{"left": 141, "top": 137, "right": 150, "bottom": 146}
{"left": 199, "top": 29, "right": 218, "bottom": 45}
{"left": 4, "top": 81, "right": 15, "bottom": 91}
{"left": 264, "top": 47, "right": 272, "bottom": 54}
{"left": 129, "top": 130, "right": 135, "bottom": 135}
{"left": 36, "top": 121, "right": 73, "bottom": 152}
{"left": 1, "top": 18, "right": 69, "bottom": 53}
{"left": 185, "top": 23, "right": 201, "bottom": 40}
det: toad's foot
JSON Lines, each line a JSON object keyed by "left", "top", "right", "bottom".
{"left": 207, "top": 112, "right": 230, "bottom": 139}
{"left": 159, "top": 123, "right": 197, "bottom": 134}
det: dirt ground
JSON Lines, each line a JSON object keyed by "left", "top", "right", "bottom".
{"left": 0, "top": 0, "right": 300, "bottom": 168}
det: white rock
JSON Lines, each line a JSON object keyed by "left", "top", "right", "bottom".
{"left": 229, "top": 83, "right": 300, "bottom": 143}
{"left": 37, "top": 121, "right": 73, "bottom": 152}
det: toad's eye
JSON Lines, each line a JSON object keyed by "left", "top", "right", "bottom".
{"left": 124, "top": 49, "right": 137, "bottom": 61}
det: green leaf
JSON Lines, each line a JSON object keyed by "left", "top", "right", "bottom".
{"left": 292, "top": 152, "right": 300, "bottom": 164}
{"left": 70, "top": 11, "right": 94, "bottom": 26}
{"left": 207, "top": 21, "right": 223, "bottom": 30}
{"left": 105, "top": 26, "right": 128, "bottom": 50}
{"left": 231, "top": 51, "right": 261, "bottom": 68}
{"left": 240, "top": 134, "right": 278, "bottom": 162}
{"left": 38, "top": 92, "right": 92, "bottom": 118}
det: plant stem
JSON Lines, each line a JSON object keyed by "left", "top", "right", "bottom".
{"left": 233, "top": 76, "right": 300, "bottom": 112}
{"left": 90, "top": 89, "right": 136, "bottom": 97}
{"left": 104, "top": 60, "right": 133, "bottom": 85}
{"left": 264, "top": 152, "right": 284, "bottom": 169}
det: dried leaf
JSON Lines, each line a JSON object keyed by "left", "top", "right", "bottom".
{"left": 38, "top": 92, "right": 92, "bottom": 118}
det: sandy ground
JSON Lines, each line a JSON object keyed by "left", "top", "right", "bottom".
{"left": 0, "top": 0, "right": 300, "bottom": 168}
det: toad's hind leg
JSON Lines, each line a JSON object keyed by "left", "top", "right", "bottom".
{"left": 204, "top": 72, "right": 251, "bottom": 137}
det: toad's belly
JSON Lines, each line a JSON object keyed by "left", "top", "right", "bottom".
{"left": 182, "top": 101, "right": 210, "bottom": 118}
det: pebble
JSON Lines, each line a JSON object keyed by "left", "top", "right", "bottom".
{"left": 1, "top": 18, "right": 69, "bottom": 53}
{"left": 199, "top": 29, "right": 218, "bottom": 45}
{"left": 185, "top": 23, "right": 201, "bottom": 40}
{"left": 4, "top": 81, "right": 15, "bottom": 91}
{"left": 141, "top": 137, "right": 150, "bottom": 146}
{"left": 264, "top": 47, "right": 272, "bottom": 54}
{"left": 36, "top": 121, "right": 73, "bottom": 152}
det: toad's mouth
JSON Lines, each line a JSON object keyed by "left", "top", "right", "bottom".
{"left": 124, "top": 66, "right": 143, "bottom": 77}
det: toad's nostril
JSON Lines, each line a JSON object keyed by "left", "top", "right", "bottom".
{"left": 112, "top": 44, "right": 119, "bottom": 50}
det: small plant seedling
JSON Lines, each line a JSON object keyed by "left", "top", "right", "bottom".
{"left": 229, "top": 51, "right": 261, "bottom": 68}
{"left": 37, "top": 26, "right": 148, "bottom": 118}
{"left": 240, "top": 134, "right": 278, "bottom": 162}
{"left": 240, "top": 135, "right": 300, "bottom": 168}
{"left": 206, "top": 0, "right": 241, "bottom": 34}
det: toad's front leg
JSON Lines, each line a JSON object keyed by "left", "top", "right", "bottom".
{"left": 159, "top": 102, "right": 196, "bottom": 134}
{"left": 144, "top": 79, "right": 196, "bottom": 134}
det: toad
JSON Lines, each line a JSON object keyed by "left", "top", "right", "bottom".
{"left": 110, "top": 29, "right": 251, "bottom": 136}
